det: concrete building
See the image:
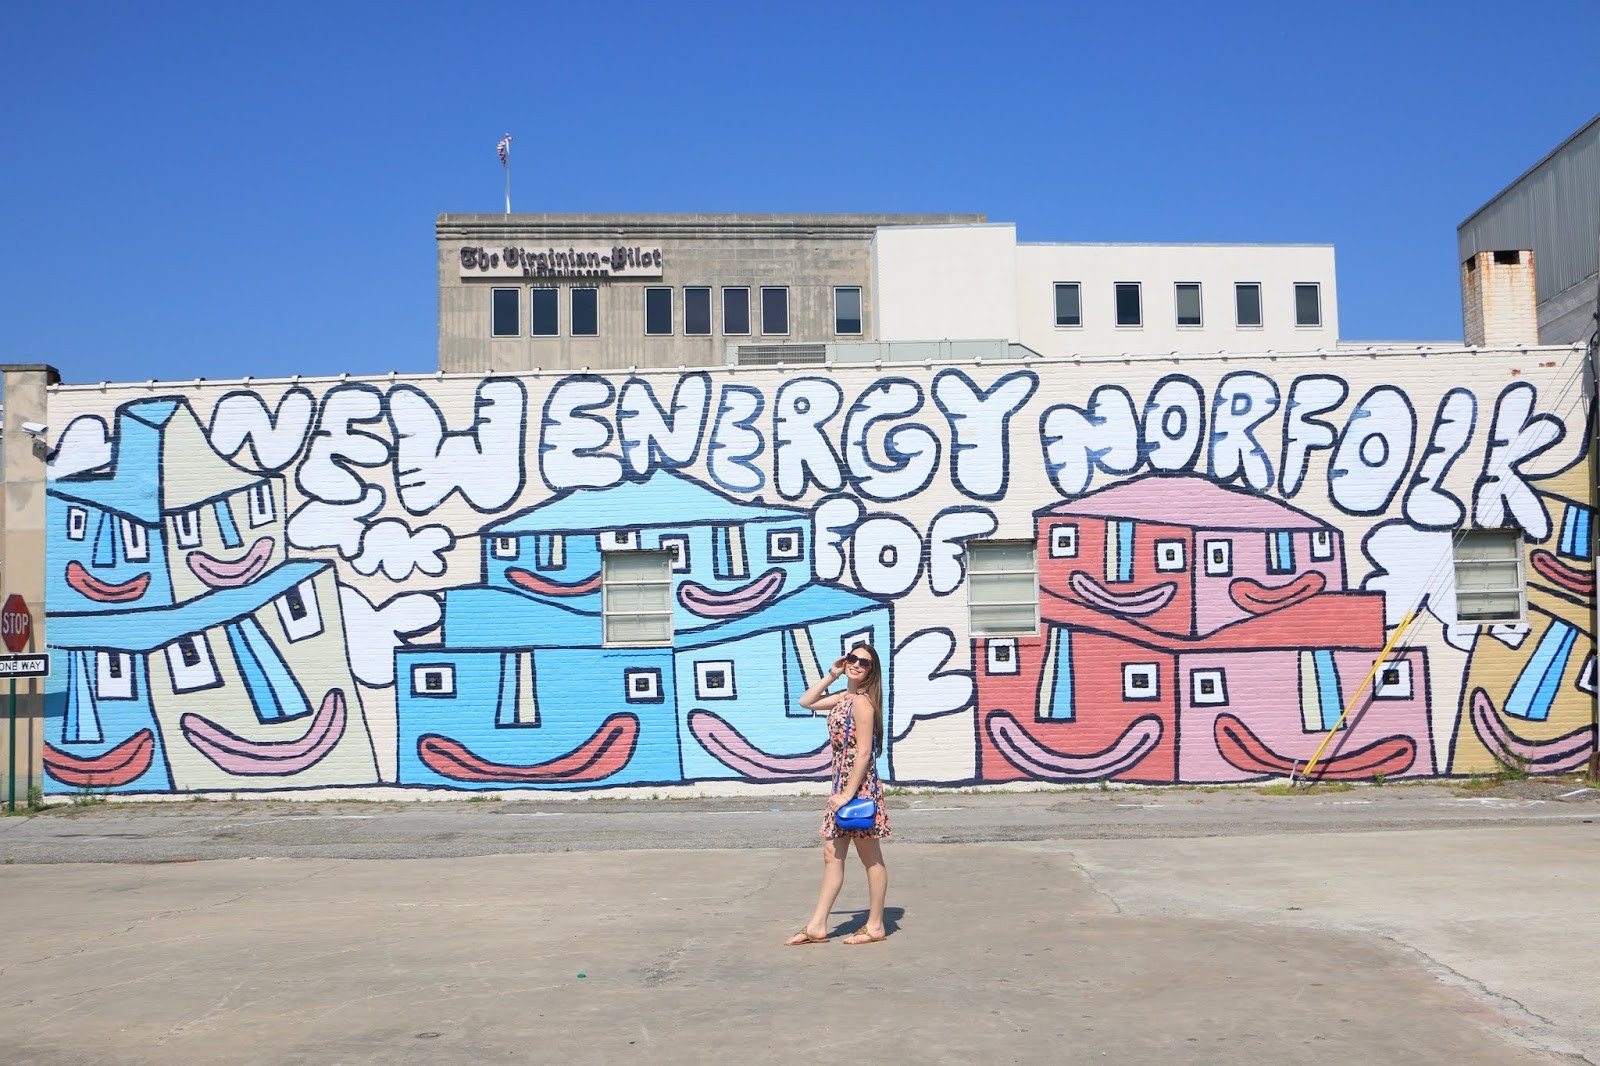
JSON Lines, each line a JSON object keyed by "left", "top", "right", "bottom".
{"left": 1459, "top": 114, "right": 1600, "bottom": 346}
{"left": 437, "top": 214, "right": 1342, "bottom": 373}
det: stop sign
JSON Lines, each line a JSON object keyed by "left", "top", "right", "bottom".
{"left": 1, "top": 595, "right": 31, "bottom": 653}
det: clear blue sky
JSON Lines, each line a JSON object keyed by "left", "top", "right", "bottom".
{"left": 2, "top": 0, "right": 1595, "bottom": 386}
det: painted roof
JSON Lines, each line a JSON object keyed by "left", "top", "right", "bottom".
{"left": 1037, "top": 586, "right": 1385, "bottom": 652}
{"left": 439, "top": 585, "right": 597, "bottom": 646}
{"left": 50, "top": 398, "right": 268, "bottom": 521}
{"left": 1038, "top": 476, "right": 1328, "bottom": 531}
{"left": 47, "top": 561, "right": 327, "bottom": 650}
{"left": 482, "top": 471, "right": 805, "bottom": 535}
{"left": 677, "top": 582, "right": 886, "bottom": 647}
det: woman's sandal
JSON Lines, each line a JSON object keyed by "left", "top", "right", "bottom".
{"left": 842, "top": 931, "right": 887, "bottom": 945}
{"left": 785, "top": 929, "right": 829, "bottom": 946}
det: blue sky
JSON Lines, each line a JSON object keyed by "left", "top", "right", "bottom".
{"left": 1, "top": 1, "right": 1594, "bottom": 386}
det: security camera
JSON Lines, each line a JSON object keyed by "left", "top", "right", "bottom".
{"left": 20, "top": 422, "right": 46, "bottom": 437}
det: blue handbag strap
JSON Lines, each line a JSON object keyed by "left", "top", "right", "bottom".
{"left": 840, "top": 693, "right": 880, "bottom": 757}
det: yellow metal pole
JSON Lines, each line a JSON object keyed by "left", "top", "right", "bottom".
{"left": 1295, "top": 609, "right": 1418, "bottom": 786}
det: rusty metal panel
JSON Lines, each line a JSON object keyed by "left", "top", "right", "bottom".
{"left": 1458, "top": 115, "right": 1600, "bottom": 302}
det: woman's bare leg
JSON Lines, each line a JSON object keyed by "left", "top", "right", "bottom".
{"left": 849, "top": 837, "right": 888, "bottom": 940}
{"left": 788, "top": 837, "right": 850, "bottom": 943}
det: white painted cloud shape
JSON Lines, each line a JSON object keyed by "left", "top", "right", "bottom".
{"left": 287, "top": 488, "right": 385, "bottom": 558}
{"left": 351, "top": 520, "right": 455, "bottom": 580}
{"left": 1361, "top": 520, "right": 1478, "bottom": 650}
{"left": 337, "top": 584, "right": 443, "bottom": 688}
{"left": 889, "top": 627, "right": 974, "bottom": 741}
{"left": 208, "top": 387, "right": 316, "bottom": 471}
{"left": 47, "top": 416, "right": 112, "bottom": 479}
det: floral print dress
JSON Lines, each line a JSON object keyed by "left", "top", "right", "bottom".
{"left": 821, "top": 693, "right": 892, "bottom": 840}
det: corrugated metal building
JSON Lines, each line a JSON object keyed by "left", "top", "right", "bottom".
{"left": 1458, "top": 114, "right": 1600, "bottom": 346}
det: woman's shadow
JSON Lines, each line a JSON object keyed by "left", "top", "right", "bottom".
{"left": 828, "top": 906, "right": 905, "bottom": 938}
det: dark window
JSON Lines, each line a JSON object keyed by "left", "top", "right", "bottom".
{"left": 834, "top": 287, "right": 862, "bottom": 334}
{"left": 1054, "top": 283, "right": 1081, "bottom": 327}
{"left": 284, "top": 585, "right": 307, "bottom": 621}
{"left": 645, "top": 287, "right": 672, "bottom": 335}
{"left": 178, "top": 638, "right": 201, "bottom": 669}
{"left": 685, "top": 287, "right": 712, "bottom": 335}
{"left": 1295, "top": 283, "right": 1321, "bottom": 327}
{"left": 723, "top": 287, "right": 750, "bottom": 335}
{"left": 491, "top": 288, "right": 519, "bottom": 337}
{"left": 1115, "top": 283, "right": 1142, "bottom": 327}
{"left": 571, "top": 288, "right": 598, "bottom": 336}
{"left": 1493, "top": 250, "right": 1521, "bottom": 265}
{"left": 1175, "top": 283, "right": 1202, "bottom": 327}
{"left": 761, "top": 287, "right": 788, "bottom": 335}
{"left": 1235, "top": 283, "right": 1262, "bottom": 327}
{"left": 530, "top": 288, "right": 559, "bottom": 336}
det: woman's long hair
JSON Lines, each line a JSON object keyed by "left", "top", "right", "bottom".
{"left": 851, "top": 645, "right": 885, "bottom": 755}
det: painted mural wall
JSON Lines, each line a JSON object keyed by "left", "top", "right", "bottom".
{"left": 38, "top": 348, "right": 1598, "bottom": 795}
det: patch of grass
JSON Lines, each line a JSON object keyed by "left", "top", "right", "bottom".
{"left": 71, "top": 785, "right": 109, "bottom": 807}
{"left": 1254, "top": 780, "right": 1355, "bottom": 796}
{"left": 466, "top": 794, "right": 501, "bottom": 803}
{"left": 1495, "top": 752, "right": 1530, "bottom": 782}
{"left": 27, "top": 786, "right": 44, "bottom": 811}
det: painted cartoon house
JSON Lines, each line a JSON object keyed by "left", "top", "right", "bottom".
{"left": 974, "top": 475, "right": 1431, "bottom": 784}
{"left": 43, "top": 398, "right": 378, "bottom": 793}
{"left": 1450, "top": 444, "right": 1597, "bottom": 775}
{"left": 395, "top": 471, "right": 891, "bottom": 790}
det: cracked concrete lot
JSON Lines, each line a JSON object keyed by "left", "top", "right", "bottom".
{"left": 0, "top": 811, "right": 1594, "bottom": 1065}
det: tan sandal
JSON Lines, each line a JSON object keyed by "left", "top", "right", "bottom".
{"left": 842, "top": 931, "right": 887, "bottom": 945}
{"left": 785, "top": 929, "right": 829, "bottom": 946}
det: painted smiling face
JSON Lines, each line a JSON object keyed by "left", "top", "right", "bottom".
{"left": 49, "top": 496, "right": 172, "bottom": 610}
{"left": 166, "top": 480, "right": 286, "bottom": 603}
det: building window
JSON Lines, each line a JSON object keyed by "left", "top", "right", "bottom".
{"left": 1191, "top": 668, "right": 1228, "bottom": 706}
{"left": 1123, "top": 663, "right": 1160, "bottom": 700}
{"left": 275, "top": 580, "right": 324, "bottom": 642}
{"left": 1054, "top": 282, "right": 1081, "bottom": 327}
{"left": 530, "top": 288, "right": 559, "bottom": 336}
{"left": 96, "top": 652, "right": 137, "bottom": 701}
{"left": 685, "top": 287, "right": 712, "bottom": 336}
{"left": 723, "top": 287, "right": 751, "bottom": 335}
{"left": 645, "top": 287, "right": 673, "bottom": 335}
{"left": 1175, "top": 283, "right": 1202, "bottom": 327}
{"left": 67, "top": 506, "right": 88, "bottom": 541}
{"left": 1048, "top": 523, "right": 1078, "bottom": 558}
{"left": 121, "top": 519, "right": 149, "bottom": 563}
{"left": 1373, "top": 659, "right": 1413, "bottom": 700}
{"left": 624, "top": 667, "right": 664, "bottom": 703}
{"left": 1114, "top": 283, "right": 1141, "bottom": 327}
{"left": 571, "top": 288, "right": 598, "bottom": 336}
{"left": 1235, "top": 283, "right": 1262, "bottom": 327}
{"left": 1204, "top": 539, "right": 1232, "bottom": 576}
{"left": 602, "top": 550, "right": 673, "bottom": 645}
{"left": 694, "top": 660, "right": 736, "bottom": 700}
{"left": 1454, "top": 528, "right": 1524, "bottom": 624}
{"left": 1295, "top": 283, "right": 1321, "bottom": 327}
{"left": 985, "top": 637, "right": 1020, "bottom": 675}
{"left": 1154, "top": 539, "right": 1186, "bottom": 572}
{"left": 761, "top": 286, "right": 789, "bottom": 336}
{"left": 493, "top": 535, "right": 519, "bottom": 560}
{"left": 491, "top": 287, "right": 520, "bottom": 338}
{"left": 834, "top": 287, "right": 862, "bottom": 335}
{"left": 967, "top": 541, "right": 1038, "bottom": 637}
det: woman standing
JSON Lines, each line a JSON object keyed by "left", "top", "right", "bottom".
{"left": 785, "top": 644, "right": 891, "bottom": 946}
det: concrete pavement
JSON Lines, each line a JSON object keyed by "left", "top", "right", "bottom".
{"left": 1, "top": 816, "right": 1595, "bottom": 1064}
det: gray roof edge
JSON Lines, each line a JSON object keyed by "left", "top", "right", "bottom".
{"left": 1457, "top": 113, "right": 1600, "bottom": 233}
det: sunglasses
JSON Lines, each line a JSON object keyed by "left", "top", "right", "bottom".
{"left": 842, "top": 654, "right": 873, "bottom": 668}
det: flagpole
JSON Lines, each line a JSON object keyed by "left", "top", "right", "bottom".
{"left": 505, "top": 148, "right": 512, "bottom": 215}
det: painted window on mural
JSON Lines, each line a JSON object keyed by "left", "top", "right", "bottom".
{"left": 1105, "top": 521, "right": 1135, "bottom": 583}
{"left": 766, "top": 526, "right": 803, "bottom": 563}
{"left": 412, "top": 664, "right": 456, "bottom": 697}
{"left": 1190, "top": 668, "right": 1227, "bottom": 706}
{"left": 1557, "top": 504, "right": 1593, "bottom": 561}
{"left": 1049, "top": 523, "right": 1078, "bottom": 558}
{"left": 248, "top": 482, "right": 275, "bottom": 527}
{"left": 1154, "top": 539, "right": 1186, "bottom": 572}
{"left": 625, "top": 667, "right": 664, "bottom": 703}
{"left": 695, "top": 659, "right": 736, "bottom": 700}
{"left": 603, "top": 550, "right": 672, "bottom": 645}
{"left": 1123, "top": 663, "right": 1159, "bottom": 700}
{"left": 492, "top": 535, "right": 519, "bottom": 560}
{"left": 1373, "top": 658, "right": 1413, "bottom": 700}
{"left": 165, "top": 633, "right": 221, "bottom": 693}
{"left": 1454, "top": 528, "right": 1524, "bottom": 624}
{"left": 67, "top": 506, "right": 88, "bottom": 540}
{"left": 1204, "top": 539, "right": 1232, "bottom": 576}
{"left": 120, "top": 519, "right": 149, "bottom": 563}
{"left": 96, "top": 652, "right": 137, "bottom": 701}
{"left": 659, "top": 533, "right": 691, "bottom": 572}
{"left": 1310, "top": 529, "right": 1334, "bottom": 560}
{"left": 1267, "top": 531, "right": 1295, "bottom": 574}
{"left": 274, "top": 580, "right": 324, "bottom": 643}
{"left": 967, "top": 540, "right": 1038, "bottom": 637}
{"left": 174, "top": 509, "right": 202, "bottom": 548}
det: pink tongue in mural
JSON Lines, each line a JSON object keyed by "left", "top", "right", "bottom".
{"left": 688, "top": 710, "right": 832, "bottom": 780}
{"left": 187, "top": 537, "right": 275, "bottom": 588}
{"left": 678, "top": 568, "right": 786, "bottom": 618}
{"left": 179, "top": 689, "right": 347, "bottom": 775}
{"left": 65, "top": 561, "right": 152, "bottom": 603}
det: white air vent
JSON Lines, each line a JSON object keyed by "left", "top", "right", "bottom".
{"left": 736, "top": 344, "right": 828, "bottom": 366}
